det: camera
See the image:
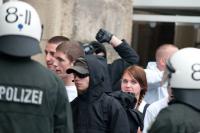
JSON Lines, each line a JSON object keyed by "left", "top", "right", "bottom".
{"left": 82, "top": 43, "right": 95, "bottom": 55}
{"left": 82, "top": 41, "right": 107, "bottom": 58}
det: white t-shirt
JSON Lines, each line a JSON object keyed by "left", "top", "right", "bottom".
{"left": 143, "top": 97, "right": 169, "bottom": 133}
{"left": 138, "top": 100, "right": 148, "bottom": 113}
{"left": 65, "top": 85, "right": 77, "bottom": 102}
{"left": 144, "top": 62, "right": 168, "bottom": 104}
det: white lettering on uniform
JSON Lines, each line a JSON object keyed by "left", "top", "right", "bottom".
{"left": 6, "top": 87, "right": 13, "bottom": 101}
{"left": 13, "top": 87, "right": 20, "bottom": 102}
{"left": 32, "top": 90, "right": 40, "bottom": 104}
{"left": 24, "top": 89, "right": 32, "bottom": 103}
{"left": 0, "top": 85, "right": 43, "bottom": 105}
{"left": 38, "top": 91, "right": 43, "bottom": 104}
{"left": 20, "top": 89, "right": 25, "bottom": 102}
{"left": 0, "top": 86, "right": 6, "bottom": 99}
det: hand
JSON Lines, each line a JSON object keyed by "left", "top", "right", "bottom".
{"left": 95, "top": 28, "right": 113, "bottom": 43}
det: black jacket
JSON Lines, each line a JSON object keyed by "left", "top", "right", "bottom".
{"left": 0, "top": 55, "right": 73, "bottom": 133}
{"left": 71, "top": 55, "right": 130, "bottom": 133}
{"left": 149, "top": 102, "right": 200, "bottom": 133}
{"left": 108, "top": 40, "right": 139, "bottom": 91}
{"left": 110, "top": 91, "right": 143, "bottom": 133}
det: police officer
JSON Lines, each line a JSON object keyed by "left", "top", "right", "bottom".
{"left": 149, "top": 48, "right": 200, "bottom": 133}
{"left": 0, "top": 1, "right": 73, "bottom": 133}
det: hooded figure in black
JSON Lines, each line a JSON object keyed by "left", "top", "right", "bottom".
{"left": 83, "top": 28, "right": 139, "bottom": 92}
{"left": 67, "top": 55, "right": 130, "bottom": 133}
{"left": 110, "top": 91, "right": 143, "bottom": 133}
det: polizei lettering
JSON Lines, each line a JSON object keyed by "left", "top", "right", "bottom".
{"left": 0, "top": 85, "right": 43, "bottom": 105}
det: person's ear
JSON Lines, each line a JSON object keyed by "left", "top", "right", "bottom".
{"left": 160, "top": 58, "right": 166, "bottom": 66}
{"left": 158, "top": 58, "right": 166, "bottom": 70}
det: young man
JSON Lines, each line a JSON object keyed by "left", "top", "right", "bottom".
{"left": 45, "top": 36, "right": 69, "bottom": 71}
{"left": 0, "top": 1, "right": 73, "bottom": 133}
{"left": 144, "top": 44, "right": 179, "bottom": 104}
{"left": 67, "top": 55, "right": 130, "bottom": 133}
{"left": 53, "top": 40, "right": 84, "bottom": 102}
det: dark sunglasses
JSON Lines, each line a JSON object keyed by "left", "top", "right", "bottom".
{"left": 74, "top": 73, "right": 89, "bottom": 78}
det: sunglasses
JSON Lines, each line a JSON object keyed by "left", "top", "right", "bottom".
{"left": 74, "top": 73, "right": 89, "bottom": 78}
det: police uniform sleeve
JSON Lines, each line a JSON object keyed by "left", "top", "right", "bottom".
{"left": 54, "top": 79, "right": 73, "bottom": 133}
{"left": 148, "top": 108, "right": 175, "bottom": 133}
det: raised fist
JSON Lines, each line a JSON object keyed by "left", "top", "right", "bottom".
{"left": 95, "top": 28, "right": 113, "bottom": 43}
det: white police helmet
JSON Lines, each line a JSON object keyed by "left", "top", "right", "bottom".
{"left": 166, "top": 47, "right": 200, "bottom": 109}
{"left": 167, "top": 47, "right": 200, "bottom": 89}
{"left": 0, "top": 1, "right": 42, "bottom": 57}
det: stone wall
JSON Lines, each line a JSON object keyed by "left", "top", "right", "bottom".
{"left": 22, "top": 0, "right": 133, "bottom": 64}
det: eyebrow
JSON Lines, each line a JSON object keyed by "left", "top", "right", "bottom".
{"left": 56, "top": 56, "right": 65, "bottom": 62}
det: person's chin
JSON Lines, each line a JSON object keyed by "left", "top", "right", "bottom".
{"left": 59, "top": 74, "right": 69, "bottom": 79}
{"left": 123, "top": 89, "right": 133, "bottom": 93}
{"left": 48, "top": 65, "right": 55, "bottom": 71}
{"left": 75, "top": 83, "right": 82, "bottom": 88}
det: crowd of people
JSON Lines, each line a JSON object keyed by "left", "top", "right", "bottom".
{"left": 0, "top": 1, "right": 199, "bottom": 133}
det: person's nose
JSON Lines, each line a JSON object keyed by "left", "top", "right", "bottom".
{"left": 46, "top": 53, "right": 53, "bottom": 62}
{"left": 126, "top": 81, "right": 132, "bottom": 88}
{"left": 53, "top": 58, "right": 59, "bottom": 68}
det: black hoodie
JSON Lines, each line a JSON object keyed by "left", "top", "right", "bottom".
{"left": 71, "top": 55, "right": 130, "bottom": 133}
{"left": 110, "top": 91, "right": 143, "bottom": 133}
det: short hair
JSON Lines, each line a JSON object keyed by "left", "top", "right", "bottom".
{"left": 47, "top": 36, "right": 69, "bottom": 45}
{"left": 156, "top": 44, "right": 179, "bottom": 62}
{"left": 122, "top": 65, "right": 147, "bottom": 109}
{"left": 56, "top": 40, "right": 85, "bottom": 62}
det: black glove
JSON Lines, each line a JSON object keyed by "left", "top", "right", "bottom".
{"left": 96, "top": 28, "right": 113, "bottom": 43}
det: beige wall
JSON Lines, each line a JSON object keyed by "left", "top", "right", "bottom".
{"left": 21, "top": 0, "right": 133, "bottom": 65}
